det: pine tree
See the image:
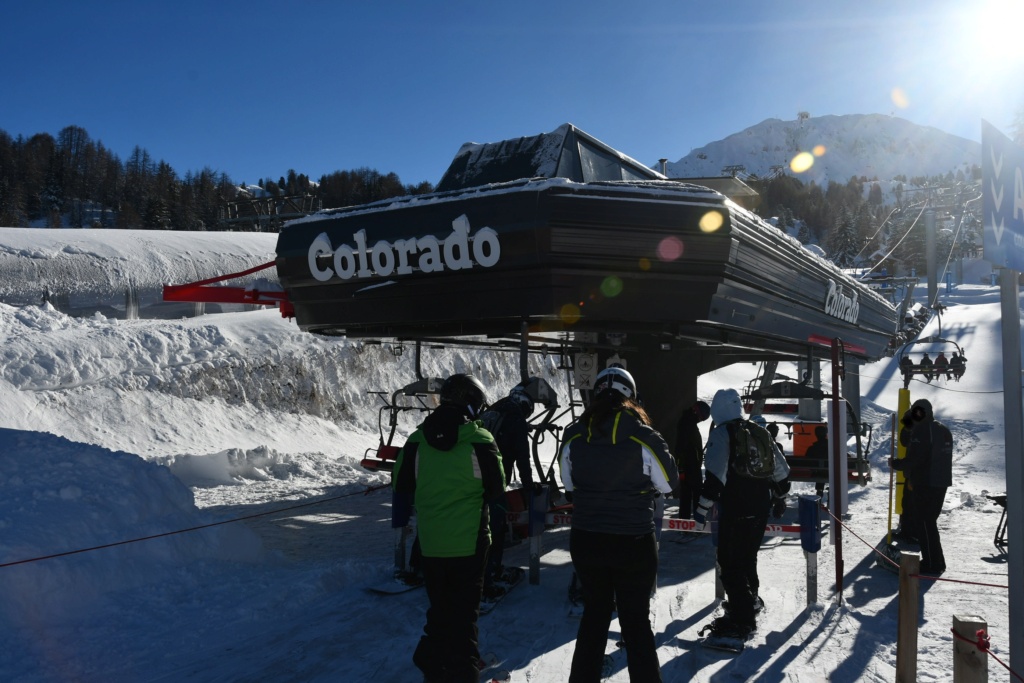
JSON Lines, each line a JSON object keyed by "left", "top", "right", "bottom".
{"left": 827, "top": 205, "right": 859, "bottom": 266}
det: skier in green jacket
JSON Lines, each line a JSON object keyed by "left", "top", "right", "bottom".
{"left": 393, "top": 373, "right": 506, "bottom": 683}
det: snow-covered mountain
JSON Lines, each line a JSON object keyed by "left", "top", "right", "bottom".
{"left": 667, "top": 114, "right": 981, "bottom": 186}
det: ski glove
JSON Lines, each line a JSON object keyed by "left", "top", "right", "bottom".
{"left": 694, "top": 497, "right": 713, "bottom": 527}
{"left": 771, "top": 496, "right": 786, "bottom": 519}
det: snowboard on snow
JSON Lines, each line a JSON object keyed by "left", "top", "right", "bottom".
{"left": 365, "top": 570, "right": 424, "bottom": 595}
{"left": 699, "top": 633, "right": 746, "bottom": 654}
{"left": 875, "top": 533, "right": 915, "bottom": 574}
{"left": 480, "top": 567, "right": 526, "bottom": 615}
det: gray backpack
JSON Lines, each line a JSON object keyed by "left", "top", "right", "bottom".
{"left": 727, "top": 419, "right": 777, "bottom": 480}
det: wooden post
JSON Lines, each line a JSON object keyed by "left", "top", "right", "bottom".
{"left": 953, "top": 614, "right": 988, "bottom": 682}
{"left": 896, "top": 551, "right": 921, "bottom": 683}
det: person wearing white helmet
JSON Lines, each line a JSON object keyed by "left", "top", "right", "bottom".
{"left": 559, "top": 365, "right": 677, "bottom": 682}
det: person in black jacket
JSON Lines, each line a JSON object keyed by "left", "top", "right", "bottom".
{"left": 919, "top": 353, "right": 934, "bottom": 382}
{"left": 560, "top": 366, "right": 677, "bottom": 683}
{"left": 890, "top": 399, "right": 953, "bottom": 574}
{"left": 481, "top": 381, "right": 537, "bottom": 598}
{"left": 674, "top": 400, "right": 711, "bottom": 519}
{"left": 893, "top": 409, "right": 918, "bottom": 542}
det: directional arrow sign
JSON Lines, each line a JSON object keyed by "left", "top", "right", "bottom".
{"left": 983, "top": 120, "right": 1024, "bottom": 270}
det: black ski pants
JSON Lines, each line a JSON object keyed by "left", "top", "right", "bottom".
{"left": 676, "top": 457, "right": 702, "bottom": 519}
{"left": 717, "top": 512, "right": 768, "bottom": 629}
{"left": 568, "top": 528, "right": 662, "bottom": 683}
{"left": 414, "top": 548, "right": 488, "bottom": 683}
{"left": 485, "top": 496, "right": 508, "bottom": 584}
{"left": 913, "top": 485, "right": 947, "bottom": 573}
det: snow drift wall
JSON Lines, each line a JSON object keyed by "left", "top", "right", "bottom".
{"left": 0, "top": 228, "right": 279, "bottom": 319}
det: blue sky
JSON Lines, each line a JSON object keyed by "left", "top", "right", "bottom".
{"left": 2, "top": 1, "right": 1021, "bottom": 187}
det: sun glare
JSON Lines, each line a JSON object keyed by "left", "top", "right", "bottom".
{"left": 949, "top": 1, "right": 1024, "bottom": 85}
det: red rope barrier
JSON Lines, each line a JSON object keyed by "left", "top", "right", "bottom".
{"left": 0, "top": 482, "right": 390, "bottom": 570}
{"left": 910, "top": 573, "right": 1009, "bottom": 589}
{"left": 950, "top": 627, "right": 1024, "bottom": 682}
{"left": 816, "top": 500, "right": 899, "bottom": 569}
{"left": 817, "top": 501, "right": 1008, "bottom": 588}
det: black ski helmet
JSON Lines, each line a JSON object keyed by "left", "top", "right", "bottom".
{"left": 440, "top": 373, "right": 488, "bottom": 418}
{"left": 593, "top": 366, "right": 636, "bottom": 399}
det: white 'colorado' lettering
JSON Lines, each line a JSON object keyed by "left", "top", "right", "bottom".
{"left": 824, "top": 279, "right": 860, "bottom": 324}
{"left": 307, "top": 214, "right": 501, "bottom": 282}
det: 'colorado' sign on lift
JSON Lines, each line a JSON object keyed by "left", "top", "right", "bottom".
{"left": 824, "top": 279, "right": 860, "bottom": 324}
{"left": 307, "top": 214, "right": 501, "bottom": 282}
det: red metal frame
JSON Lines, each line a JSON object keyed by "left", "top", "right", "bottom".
{"left": 162, "top": 260, "right": 294, "bottom": 318}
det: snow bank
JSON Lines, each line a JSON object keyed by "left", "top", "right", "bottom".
{"left": 0, "top": 428, "right": 264, "bottom": 624}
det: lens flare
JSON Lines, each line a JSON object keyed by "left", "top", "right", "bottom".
{"left": 699, "top": 211, "right": 724, "bottom": 233}
{"left": 600, "top": 276, "right": 623, "bottom": 297}
{"left": 657, "top": 236, "right": 684, "bottom": 261}
{"left": 790, "top": 152, "right": 814, "bottom": 174}
{"left": 559, "top": 303, "right": 581, "bottom": 324}
{"left": 891, "top": 87, "right": 910, "bottom": 109}
{"left": 813, "top": 145, "right": 826, "bottom": 157}
{"left": 638, "top": 257, "right": 651, "bottom": 271}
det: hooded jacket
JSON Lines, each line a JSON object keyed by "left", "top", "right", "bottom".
{"left": 559, "top": 405, "right": 677, "bottom": 535}
{"left": 700, "top": 388, "right": 789, "bottom": 518}
{"left": 392, "top": 404, "right": 506, "bottom": 557}
{"left": 483, "top": 395, "right": 533, "bottom": 487}
{"left": 895, "top": 399, "right": 953, "bottom": 489}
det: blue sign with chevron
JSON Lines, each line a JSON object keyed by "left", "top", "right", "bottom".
{"left": 983, "top": 120, "right": 1024, "bottom": 270}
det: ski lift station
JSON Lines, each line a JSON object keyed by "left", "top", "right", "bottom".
{"left": 272, "top": 124, "right": 902, "bottom": 455}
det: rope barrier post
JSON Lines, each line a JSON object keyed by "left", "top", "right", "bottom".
{"left": 527, "top": 485, "right": 548, "bottom": 585}
{"left": 953, "top": 615, "right": 988, "bottom": 683}
{"left": 896, "top": 551, "right": 921, "bottom": 683}
{"left": 798, "top": 495, "right": 821, "bottom": 606}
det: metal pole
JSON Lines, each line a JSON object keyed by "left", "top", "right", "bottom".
{"left": 999, "top": 267, "right": 1024, "bottom": 674}
{"left": 830, "top": 339, "right": 844, "bottom": 601}
{"left": 520, "top": 319, "right": 529, "bottom": 383}
{"left": 926, "top": 207, "right": 937, "bottom": 306}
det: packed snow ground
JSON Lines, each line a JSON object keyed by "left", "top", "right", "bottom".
{"left": 0, "top": 240, "right": 1015, "bottom": 682}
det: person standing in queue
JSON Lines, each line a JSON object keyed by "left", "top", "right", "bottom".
{"left": 479, "top": 381, "right": 538, "bottom": 599}
{"left": 392, "top": 373, "right": 506, "bottom": 683}
{"left": 674, "top": 400, "right": 711, "bottom": 519}
{"left": 890, "top": 399, "right": 953, "bottom": 575}
{"left": 559, "top": 366, "right": 678, "bottom": 682}
{"left": 693, "top": 388, "right": 788, "bottom": 639}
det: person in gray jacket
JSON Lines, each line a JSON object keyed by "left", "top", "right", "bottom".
{"left": 559, "top": 366, "right": 677, "bottom": 682}
{"left": 693, "top": 388, "right": 790, "bottom": 640}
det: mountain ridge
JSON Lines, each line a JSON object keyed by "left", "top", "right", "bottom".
{"left": 666, "top": 113, "right": 980, "bottom": 186}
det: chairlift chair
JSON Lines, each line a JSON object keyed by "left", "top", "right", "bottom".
{"left": 360, "top": 376, "right": 445, "bottom": 472}
{"left": 897, "top": 336, "right": 967, "bottom": 387}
